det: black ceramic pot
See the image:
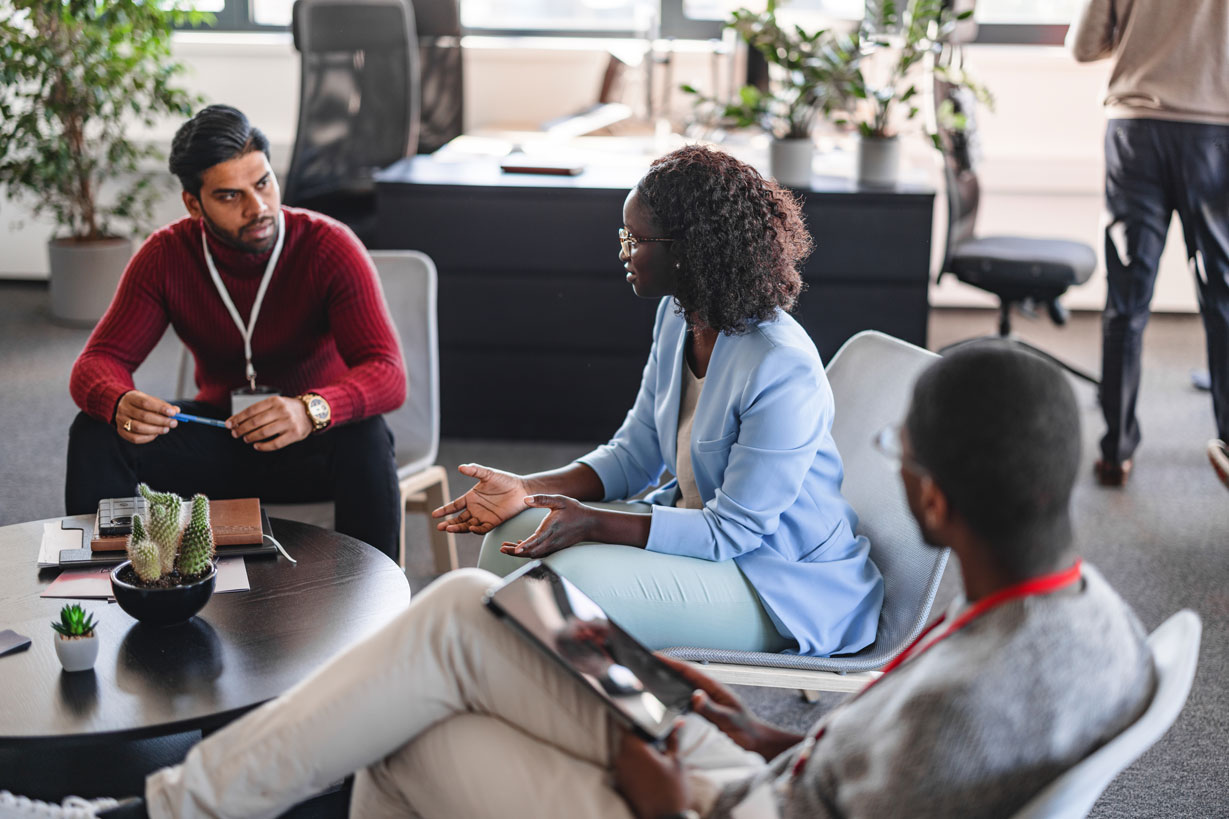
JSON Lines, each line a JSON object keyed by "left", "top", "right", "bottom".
{"left": 109, "top": 561, "right": 216, "bottom": 627}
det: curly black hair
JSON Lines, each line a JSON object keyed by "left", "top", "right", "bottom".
{"left": 636, "top": 145, "right": 811, "bottom": 334}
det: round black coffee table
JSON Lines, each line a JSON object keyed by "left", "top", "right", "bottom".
{"left": 0, "top": 516, "right": 410, "bottom": 747}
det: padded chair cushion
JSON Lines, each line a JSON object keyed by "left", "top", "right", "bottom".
{"left": 950, "top": 236, "right": 1096, "bottom": 295}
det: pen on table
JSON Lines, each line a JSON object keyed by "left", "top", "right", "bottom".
{"left": 174, "top": 412, "right": 228, "bottom": 429}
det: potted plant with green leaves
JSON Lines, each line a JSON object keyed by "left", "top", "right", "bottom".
{"left": 110, "top": 485, "right": 218, "bottom": 627}
{"left": 51, "top": 602, "right": 100, "bottom": 672}
{"left": 683, "top": 0, "right": 853, "bottom": 187}
{"left": 0, "top": 0, "right": 208, "bottom": 325}
{"left": 827, "top": 0, "right": 989, "bottom": 186}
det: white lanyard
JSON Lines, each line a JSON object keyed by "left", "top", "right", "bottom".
{"left": 201, "top": 210, "right": 286, "bottom": 389}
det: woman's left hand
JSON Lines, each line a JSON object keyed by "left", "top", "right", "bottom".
{"left": 613, "top": 725, "right": 692, "bottom": 819}
{"left": 499, "top": 494, "right": 594, "bottom": 558}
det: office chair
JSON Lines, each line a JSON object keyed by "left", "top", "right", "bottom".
{"left": 661, "top": 331, "right": 949, "bottom": 694}
{"left": 934, "top": 48, "right": 1099, "bottom": 385}
{"left": 413, "top": 0, "right": 464, "bottom": 154}
{"left": 1012, "top": 609, "right": 1201, "bottom": 819}
{"left": 174, "top": 251, "right": 458, "bottom": 574}
{"left": 284, "top": 0, "right": 420, "bottom": 247}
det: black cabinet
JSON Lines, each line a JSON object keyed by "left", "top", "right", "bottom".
{"left": 376, "top": 155, "right": 933, "bottom": 440}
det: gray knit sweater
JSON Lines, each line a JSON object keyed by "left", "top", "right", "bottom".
{"left": 712, "top": 564, "right": 1156, "bottom": 819}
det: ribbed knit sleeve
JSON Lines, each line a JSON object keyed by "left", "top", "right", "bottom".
{"left": 306, "top": 222, "right": 407, "bottom": 426}
{"left": 69, "top": 233, "right": 173, "bottom": 423}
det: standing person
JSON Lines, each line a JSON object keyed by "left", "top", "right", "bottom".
{"left": 1068, "top": 0, "right": 1229, "bottom": 486}
{"left": 434, "top": 145, "right": 883, "bottom": 657}
{"left": 1, "top": 344, "right": 1158, "bottom": 819}
{"left": 65, "top": 105, "right": 407, "bottom": 560}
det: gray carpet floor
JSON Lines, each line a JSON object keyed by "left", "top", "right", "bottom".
{"left": 2, "top": 280, "right": 1226, "bottom": 816}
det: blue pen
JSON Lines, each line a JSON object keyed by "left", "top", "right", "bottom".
{"left": 174, "top": 412, "right": 228, "bottom": 429}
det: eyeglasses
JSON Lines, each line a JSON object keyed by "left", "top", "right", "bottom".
{"left": 619, "top": 226, "right": 674, "bottom": 257}
{"left": 872, "top": 424, "right": 930, "bottom": 478}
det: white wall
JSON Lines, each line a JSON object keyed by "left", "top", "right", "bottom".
{"left": 0, "top": 33, "right": 1201, "bottom": 313}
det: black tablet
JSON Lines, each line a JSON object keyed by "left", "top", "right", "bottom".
{"left": 484, "top": 561, "right": 695, "bottom": 743}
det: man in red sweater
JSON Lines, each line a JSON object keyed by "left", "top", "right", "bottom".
{"left": 66, "top": 105, "right": 407, "bottom": 560}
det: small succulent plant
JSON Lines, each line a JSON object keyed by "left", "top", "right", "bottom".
{"left": 177, "top": 494, "right": 216, "bottom": 577}
{"left": 51, "top": 603, "right": 97, "bottom": 638}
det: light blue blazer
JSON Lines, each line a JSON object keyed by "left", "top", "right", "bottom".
{"left": 578, "top": 298, "right": 883, "bottom": 656}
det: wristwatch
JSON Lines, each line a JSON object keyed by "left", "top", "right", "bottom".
{"left": 657, "top": 812, "right": 701, "bottom": 819}
{"left": 297, "top": 393, "right": 331, "bottom": 432}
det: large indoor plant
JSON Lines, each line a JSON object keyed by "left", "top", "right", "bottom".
{"left": 683, "top": 0, "right": 851, "bottom": 187}
{"left": 0, "top": 0, "right": 207, "bottom": 324}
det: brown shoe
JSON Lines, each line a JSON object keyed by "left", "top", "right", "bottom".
{"left": 1094, "top": 458, "right": 1132, "bottom": 487}
{"left": 1208, "top": 440, "right": 1229, "bottom": 490}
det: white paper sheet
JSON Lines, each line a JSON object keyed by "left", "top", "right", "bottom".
{"left": 40, "top": 556, "right": 250, "bottom": 600}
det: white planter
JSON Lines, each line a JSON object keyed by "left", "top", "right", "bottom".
{"left": 48, "top": 236, "right": 134, "bottom": 327}
{"left": 54, "top": 633, "right": 99, "bottom": 672}
{"left": 769, "top": 138, "right": 814, "bottom": 188}
{"left": 856, "top": 135, "right": 901, "bottom": 188}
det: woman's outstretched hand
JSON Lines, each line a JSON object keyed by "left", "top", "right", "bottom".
{"left": 432, "top": 463, "right": 531, "bottom": 534}
{"left": 498, "top": 494, "right": 595, "bottom": 559}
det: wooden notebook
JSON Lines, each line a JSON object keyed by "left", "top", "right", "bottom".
{"left": 91, "top": 497, "right": 263, "bottom": 552}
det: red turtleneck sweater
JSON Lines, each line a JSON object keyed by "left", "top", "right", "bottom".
{"left": 70, "top": 207, "right": 406, "bottom": 427}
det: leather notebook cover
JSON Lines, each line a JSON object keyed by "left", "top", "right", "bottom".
{"left": 91, "top": 497, "right": 263, "bottom": 552}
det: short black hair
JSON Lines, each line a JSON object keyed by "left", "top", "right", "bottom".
{"left": 636, "top": 145, "right": 809, "bottom": 335}
{"left": 169, "top": 105, "right": 270, "bottom": 197}
{"left": 905, "top": 342, "right": 1081, "bottom": 578}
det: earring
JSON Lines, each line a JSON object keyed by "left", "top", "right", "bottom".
{"left": 674, "top": 262, "right": 681, "bottom": 269}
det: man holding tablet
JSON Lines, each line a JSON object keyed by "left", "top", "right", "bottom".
{"left": 63, "top": 105, "right": 406, "bottom": 560}
{"left": 19, "top": 344, "right": 1155, "bottom": 818}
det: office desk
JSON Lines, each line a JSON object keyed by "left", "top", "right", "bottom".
{"left": 376, "top": 151, "right": 934, "bottom": 440}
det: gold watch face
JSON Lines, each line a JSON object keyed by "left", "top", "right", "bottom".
{"left": 303, "top": 394, "right": 330, "bottom": 427}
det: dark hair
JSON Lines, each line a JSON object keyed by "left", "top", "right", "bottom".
{"left": 169, "top": 105, "right": 270, "bottom": 197}
{"left": 905, "top": 342, "right": 1081, "bottom": 578}
{"left": 636, "top": 145, "right": 810, "bottom": 334}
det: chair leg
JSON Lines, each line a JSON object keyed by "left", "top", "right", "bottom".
{"left": 401, "top": 465, "right": 459, "bottom": 575}
{"left": 1008, "top": 338, "right": 1101, "bottom": 385}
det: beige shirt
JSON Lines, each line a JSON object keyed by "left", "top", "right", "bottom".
{"left": 1067, "top": 0, "right": 1229, "bottom": 126}
{"left": 674, "top": 362, "right": 705, "bottom": 510}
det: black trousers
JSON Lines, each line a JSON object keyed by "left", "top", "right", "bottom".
{"left": 1101, "top": 118, "right": 1229, "bottom": 462}
{"left": 65, "top": 402, "right": 401, "bottom": 562}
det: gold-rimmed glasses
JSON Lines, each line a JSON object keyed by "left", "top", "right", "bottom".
{"left": 619, "top": 226, "right": 674, "bottom": 256}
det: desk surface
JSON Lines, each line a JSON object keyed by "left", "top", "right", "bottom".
{"left": 0, "top": 518, "right": 410, "bottom": 746}
{"left": 375, "top": 135, "right": 934, "bottom": 198}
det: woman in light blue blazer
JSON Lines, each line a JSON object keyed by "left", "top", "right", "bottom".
{"left": 433, "top": 146, "right": 882, "bottom": 656}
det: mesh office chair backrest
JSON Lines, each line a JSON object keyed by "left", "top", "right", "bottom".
{"left": 285, "top": 0, "right": 419, "bottom": 206}
{"left": 413, "top": 0, "right": 463, "bottom": 154}
{"left": 934, "top": 47, "right": 981, "bottom": 273}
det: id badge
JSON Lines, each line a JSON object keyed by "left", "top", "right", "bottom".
{"left": 230, "top": 385, "right": 280, "bottom": 415}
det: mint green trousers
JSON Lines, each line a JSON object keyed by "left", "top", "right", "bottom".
{"left": 476, "top": 503, "right": 790, "bottom": 652}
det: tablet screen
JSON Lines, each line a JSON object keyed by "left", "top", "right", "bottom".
{"left": 485, "top": 561, "right": 694, "bottom": 741}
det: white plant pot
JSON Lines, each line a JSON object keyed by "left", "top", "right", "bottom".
{"left": 856, "top": 135, "right": 901, "bottom": 188}
{"left": 48, "top": 236, "right": 134, "bottom": 327}
{"left": 54, "top": 633, "right": 99, "bottom": 672}
{"left": 769, "top": 138, "right": 814, "bottom": 188}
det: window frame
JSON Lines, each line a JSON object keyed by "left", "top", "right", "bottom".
{"left": 183, "top": 0, "right": 1069, "bottom": 45}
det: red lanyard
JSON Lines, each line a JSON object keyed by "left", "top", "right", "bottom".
{"left": 790, "top": 559, "right": 1084, "bottom": 781}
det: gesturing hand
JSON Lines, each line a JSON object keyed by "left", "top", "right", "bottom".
{"left": 227, "top": 396, "right": 313, "bottom": 452}
{"left": 656, "top": 654, "right": 804, "bottom": 760}
{"left": 613, "top": 725, "right": 692, "bottom": 819}
{"left": 499, "top": 494, "right": 593, "bottom": 559}
{"left": 115, "top": 390, "right": 179, "bottom": 444}
{"left": 432, "top": 463, "right": 530, "bottom": 534}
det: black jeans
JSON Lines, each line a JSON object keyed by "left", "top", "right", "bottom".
{"left": 1101, "top": 118, "right": 1229, "bottom": 462}
{"left": 65, "top": 402, "right": 401, "bottom": 562}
